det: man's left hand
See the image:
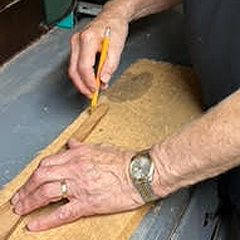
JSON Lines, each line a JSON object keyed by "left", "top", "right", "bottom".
{"left": 11, "top": 139, "right": 144, "bottom": 231}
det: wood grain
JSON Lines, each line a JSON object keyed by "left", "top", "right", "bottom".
{"left": 71, "top": 104, "right": 109, "bottom": 142}
{"left": 0, "top": 202, "right": 23, "bottom": 240}
{"left": 0, "top": 103, "right": 109, "bottom": 240}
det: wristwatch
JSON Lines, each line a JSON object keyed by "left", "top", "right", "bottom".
{"left": 129, "top": 150, "right": 158, "bottom": 203}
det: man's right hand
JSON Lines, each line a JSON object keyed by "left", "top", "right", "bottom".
{"left": 69, "top": 7, "right": 129, "bottom": 98}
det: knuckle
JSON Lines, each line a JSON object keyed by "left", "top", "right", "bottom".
{"left": 21, "top": 201, "right": 32, "bottom": 214}
{"left": 32, "top": 167, "right": 49, "bottom": 183}
{"left": 41, "top": 185, "right": 51, "bottom": 198}
{"left": 107, "top": 61, "right": 117, "bottom": 74}
{"left": 58, "top": 207, "right": 74, "bottom": 220}
{"left": 79, "top": 30, "right": 93, "bottom": 43}
{"left": 39, "top": 157, "right": 50, "bottom": 167}
{"left": 32, "top": 168, "right": 43, "bottom": 182}
{"left": 68, "top": 67, "right": 75, "bottom": 79}
{"left": 70, "top": 33, "right": 79, "bottom": 46}
{"left": 80, "top": 87, "right": 91, "bottom": 97}
{"left": 78, "top": 63, "right": 89, "bottom": 74}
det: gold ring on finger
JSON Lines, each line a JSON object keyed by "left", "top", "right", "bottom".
{"left": 60, "top": 181, "right": 68, "bottom": 199}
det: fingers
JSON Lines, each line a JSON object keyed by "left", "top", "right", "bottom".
{"left": 14, "top": 182, "right": 65, "bottom": 215}
{"left": 77, "top": 31, "right": 99, "bottom": 92}
{"left": 27, "top": 200, "right": 84, "bottom": 232}
{"left": 69, "top": 33, "right": 95, "bottom": 98}
{"left": 99, "top": 24, "right": 128, "bottom": 90}
{"left": 11, "top": 144, "right": 92, "bottom": 206}
{"left": 9, "top": 142, "right": 139, "bottom": 232}
{"left": 11, "top": 164, "right": 72, "bottom": 206}
{"left": 99, "top": 42, "right": 120, "bottom": 88}
{"left": 38, "top": 146, "right": 84, "bottom": 167}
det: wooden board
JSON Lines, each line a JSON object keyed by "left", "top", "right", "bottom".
{"left": 0, "top": 202, "right": 23, "bottom": 240}
{"left": 0, "top": 59, "right": 202, "bottom": 240}
{"left": 0, "top": 103, "right": 109, "bottom": 240}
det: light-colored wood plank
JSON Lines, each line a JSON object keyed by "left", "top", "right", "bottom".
{"left": 0, "top": 104, "right": 109, "bottom": 240}
{"left": 0, "top": 202, "right": 23, "bottom": 240}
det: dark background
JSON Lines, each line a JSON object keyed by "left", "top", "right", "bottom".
{"left": 0, "top": 0, "right": 111, "bottom": 65}
{"left": 0, "top": 0, "right": 46, "bottom": 65}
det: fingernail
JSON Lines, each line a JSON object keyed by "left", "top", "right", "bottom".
{"left": 27, "top": 221, "right": 38, "bottom": 231}
{"left": 101, "top": 83, "right": 109, "bottom": 90}
{"left": 90, "top": 85, "right": 97, "bottom": 92}
{"left": 25, "top": 224, "right": 30, "bottom": 231}
{"left": 11, "top": 193, "right": 19, "bottom": 205}
{"left": 101, "top": 73, "right": 111, "bottom": 84}
{"left": 14, "top": 202, "right": 22, "bottom": 215}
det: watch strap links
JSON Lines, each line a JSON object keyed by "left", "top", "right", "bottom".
{"left": 134, "top": 180, "right": 158, "bottom": 203}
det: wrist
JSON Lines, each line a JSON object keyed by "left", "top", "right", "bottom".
{"left": 103, "top": 0, "right": 180, "bottom": 22}
{"left": 149, "top": 143, "right": 177, "bottom": 198}
{"left": 127, "top": 149, "right": 160, "bottom": 203}
{"left": 125, "top": 151, "right": 145, "bottom": 205}
{"left": 102, "top": 0, "right": 135, "bottom": 23}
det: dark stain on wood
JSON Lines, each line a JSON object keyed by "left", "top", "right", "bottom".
{"left": 106, "top": 72, "right": 153, "bottom": 102}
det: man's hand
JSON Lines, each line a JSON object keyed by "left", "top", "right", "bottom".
{"left": 10, "top": 139, "right": 144, "bottom": 231}
{"left": 69, "top": 8, "right": 129, "bottom": 98}
{"left": 68, "top": 0, "right": 180, "bottom": 98}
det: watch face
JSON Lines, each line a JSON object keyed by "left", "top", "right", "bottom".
{"left": 130, "top": 156, "right": 153, "bottom": 180}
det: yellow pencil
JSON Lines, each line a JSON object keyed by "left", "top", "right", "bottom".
{"left": 90, "top": 27, "right": 111, "bottom": 113}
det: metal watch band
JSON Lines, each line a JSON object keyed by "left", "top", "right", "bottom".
{"left": 129, "top": 149, "right": 159, "bottom": 203}
{"left": 133, "top": 180, "right": 158, "bottom": 203}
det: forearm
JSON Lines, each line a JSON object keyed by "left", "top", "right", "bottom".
{"left": 151, "top": 89, "right": 240, "bottom": 197}
{"left": 102, "top": 0, "right": 180, "bottom": 22}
